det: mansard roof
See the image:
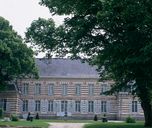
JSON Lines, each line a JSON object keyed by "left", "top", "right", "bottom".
{"left": 36, "top": 58, "right": 99, "bottom": 78}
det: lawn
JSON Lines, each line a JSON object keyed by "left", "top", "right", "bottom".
{"left": 0, "top": 119, "right": 144, "bottom": 128}
{"left": 0, "top": 119, "right": 50, "bottom": 128}
{"left": 84, "top": 122, "right": 144, "bottom": 128}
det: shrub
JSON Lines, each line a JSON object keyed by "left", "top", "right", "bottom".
{"left": 126, "top": 116, "right": 136, "bottom": 123}
{"left": 0, "top": 108, "right": 3, "bottom": 118}
{"left": 94, "top": 115, "right": 98, "bottom": 121}
{"left": 26, "top": 112, "right": 31, "bottom": 121}
{"left": 11, "top": 114, "right": 19, "bottom": 121}
{"left": 35, "top": 113, "right": 39, "bottom": 119}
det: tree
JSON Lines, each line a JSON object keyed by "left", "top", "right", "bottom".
{"left": 0, "top": 17, "right": 38, "bottom": 91}
{"left": 26, "top": 0, "right": 152, "bottom": 126}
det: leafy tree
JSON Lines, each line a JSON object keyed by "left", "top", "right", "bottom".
{"left": 0, "top": 17, "right": 38, "bottom": 91}
{"left": 26, "top": 0, "right": 152, "bottom": 127}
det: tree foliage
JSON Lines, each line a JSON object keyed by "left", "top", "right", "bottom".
{"left": 0, "top": 17, "right": 38, "bottom": 90}
{"left": 26, "top": 0, "right": 152, "bottom": 126}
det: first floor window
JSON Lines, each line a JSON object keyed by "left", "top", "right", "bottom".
{"left": 88, "top": 84, "right": 94, "bottom": 96}
{"left": 75, "top": 84, "right": 81, "bottom": 96}
{"left": 48, "top": 101, "right": 54, "bottom": 112}
{"left": 35, "top": 83, "right": 41, "bottom": 95}
{"left": 132, "top": 101, "right": 138, "bottom": 112}
{"left": 101, "top": 101, "right": 107, "bottom": 112}
{"left": 61, "top": 101, "right": 67, "bottom": 112}
{"left": 23, "top": 100, "right": 28, "bottom": 112}
{"left": 75, "top": 101, "right": 81, "bottom": 112}
{"left": 88, "top": 101, "right": 94, "bottom": 112}
{"left": 35, "top": 100, "right": 40, "bottom": 111}
{"left": 22, "top": 83, "right": 29, "bottom": 95}
{"left": 62, "top": 84, "right": 68, "bottom": 96}
{"left": 48, "top": 84, "right": 54, "bottom": 96}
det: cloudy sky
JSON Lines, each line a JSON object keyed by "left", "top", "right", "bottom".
{"left": 0, "top": 0, "right": 64, "bottom": 37}
{"left": 0, "top": 0, "right": 65, "bottom": 57}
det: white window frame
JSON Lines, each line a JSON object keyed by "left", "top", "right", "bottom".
{"left": 101, "top": 83, "right": 109, "bottom": 95}
{"left": 132, "top": 101, "right": 138, "bottom": 112}
{"left": 101, "top": 101, "right": 107, "bottom": 112}
{"left": 62, "top": 84, "right": 68, "bottom": 96}
{"left": 22, "top": 83, "right": 29, "bottom": 95}
{"left": 23, "top": 100, "right": 28, "bottom": 112}
{"left": 35, "top": 83, "right": 41, "bottom": 95}
{"left": 48, "top": 84, "right": 54, "bottom": 96}
{"left": 75, "top": 84, "right": 81, "bottom": 96}
{"left": 35, "top": 100, "right": 40, "bottom": 111}
{"left": 0, "top": 99, "right": 7, "bottom": 111}
{"left": 61, "top": 101, "right": 68, "bottom": 112}
{"left": 48, "top": 101, "right": 54, "bottom": 112}
{"left": 88, "top": 84, "right": 94, "bottom": 96}
{"left": 75, "top": 101, "right": 81, "bottom": 112}
{"left": 88, "top": 101, "right": 94, "bottom": 112}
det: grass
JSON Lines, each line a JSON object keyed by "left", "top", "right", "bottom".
{"left": 0, "top": 119, "right": 145, "bottom": 128}
{"left": 0, "top": 119, "right": 50, "bottom": 128}
{"left": 84, "top": 122, "right": 144, "bottom": 128}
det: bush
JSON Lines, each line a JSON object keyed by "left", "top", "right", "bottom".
{"left": 126, "top": 116, "right": 136, "bottom": 123}
{"left": 94, "top": 115, "right": 98, "bottom": 121}
{"left": 26, "top": 112, "right": 31, "bottom": 121}
{"left": 0, "top": 108, "right": 3, "bottom": 118}
{"left": 11, "top": 114, "right": 19, "bottom": 121}
{"left": 35, "top": 113, "right": 39, "bottom": 119}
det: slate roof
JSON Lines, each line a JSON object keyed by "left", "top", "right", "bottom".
{"left": 36, "top": 58, "right": 99, "bottom": 78}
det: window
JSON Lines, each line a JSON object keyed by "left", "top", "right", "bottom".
{"left": 35, "top": 83, "right": 41, "bottom": 95}
{"left": 101, "top": 84, "right": 109, "bottom": 94}
{"left": 35, "top": 100, "right": 40, "bottom": 111}
{"left": 101, "top": 101, "right": 107, "bottom": 112}
{"left": 0, "top": 99, "right": 7, "bottom": 111}
{"left": 62, "top": 84, "right": 67, "bottom": 96}
{"left": 75, "top": 84, "right": 81, "bottom": 96}
{"left": 23, "top": 100, "right": 28, "bottom": 112}
{"left": 75, "top": 101, "right": 81, "bottom": 112}
{"left": 48, "top": 84, "right": 54, "bottom": 96}
{"left": 132, "top": 101, "right": 138, "bottom": 112}
{"left": 48, "top": 101, "right": 54, "bottom": 112}
{"left": 61, "top": 101, "right": 67, "bottom": 112}
{"left": 88, "top": 84, "right": 94, "bottom": 96}
{"left": 22, "top": 83, "right": 29, "bottom": 95}
{"left": 88, "top": 101, "right": 94, "bottom": 112}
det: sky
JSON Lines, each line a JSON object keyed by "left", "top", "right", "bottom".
{"left": 0, "top": 0, "right": 65, "bottom": 57}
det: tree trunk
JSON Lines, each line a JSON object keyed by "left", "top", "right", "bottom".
{"left": 141, "top": 100, "right": 152, "bottom": 127}
{"left": 136, "top": 78, "right": 152, "bottom": 127}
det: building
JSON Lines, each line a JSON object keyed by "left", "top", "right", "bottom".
{"left": 0, "top": 58, "right": 144, "bottom": 120}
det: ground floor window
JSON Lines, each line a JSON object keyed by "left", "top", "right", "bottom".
{"left": 23, "top": 100, "right": 28, "bottom": 112}
{"left": 132, "top": 101, "right": 138, "bottom": 112}
{"left": 0, "top": 99, "right": 7, "bottom": 111}
{"left": 75, "top": 101, "right": 81, "bottom": 112}
{"left": 35, "top": 100, "right": 40, "bottom": 111}
{"left": 48, "top": 101, "right": 54, "bottom": 112}
{"left": 88, "top": 101, "right": 94, "bottom": 112}
{"left": 61, "top": 101, "right": 67, "bottom": 112}
{"left": 101, "top": 101, "right": 107, "bottom": 112}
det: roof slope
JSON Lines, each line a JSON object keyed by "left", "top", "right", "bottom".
{"left": 36, "top": 58, "right": 99, "bottom": 78}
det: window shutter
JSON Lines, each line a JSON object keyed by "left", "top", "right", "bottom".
{"left": 45, "top": 100, "right": 48, "bottom": 112}
{"left": 58, "top": 100, "right": 61, "bottom": 112}
{"left": 138, "top": 101, "right": 142, "bottom": 113}
{"left": 85, "top": 100, "right": 88, "bottom": 113}
{"left": 129, "top": 100, "right": 132, "bottom": 114}
{"left": 94, "top": 100, "right": 98, "bottom": 114}
{"left": 19, "top": 99, "right": 23, "bottom": 112}
{"left": 107, "top": 101, "right": 110, "bottom": 113}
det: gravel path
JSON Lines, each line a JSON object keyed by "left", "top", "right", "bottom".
{"left": 48, "top": 123, "right": 87, "bottom": 128}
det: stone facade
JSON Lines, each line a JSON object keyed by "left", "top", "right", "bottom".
{"left": 0, "top": 58, "right": 144, "bottom": 120}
